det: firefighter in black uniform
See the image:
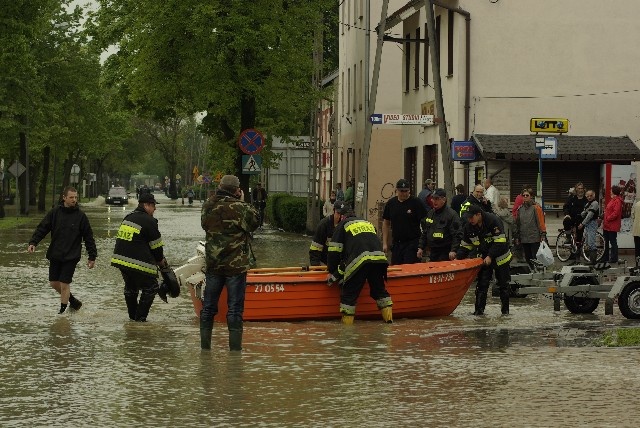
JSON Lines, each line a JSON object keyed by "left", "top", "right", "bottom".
{"left": 309, "top": 205, "right": 343, "bottom": 266}
{"left": 417, "top": 188, "right": 463, "bottom": 262}
{"left": 111, "top": 193, "right": 168, "bottom": 321}
{"left": 457, "top": 204, "right": 512, "bottom": 315}
{"left": 327, "top": 203, "right": 392, "bottom": 325}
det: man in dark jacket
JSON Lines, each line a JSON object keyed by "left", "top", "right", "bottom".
{"left": 251, "top": 182, "right": 268, "bottom": 228}
{"left": 562, "top": 182, "right": 589, "bottom": 261}
{"left": 457, "top": 205, "right": 512, "bottom": 315}
{"left": 309, "top": 206, "right": 342, "bottom": 266}
{"left": 417, "top": 188, "right": 463, "bottom": 262}
{"left": 382, "top": 179, "right": 429, "bottom": 265}
{"left": 459, "top": 184, "right": 493, "bottom": 220}
{"left": 111, "top": 193, "right": 167, "bottom": 322}
{"left": 200, "top": 175, "right": 259, "bottom": 351}
{"left": 28, "top": 186, "right": 97, "bottom": 314}
{"left": 327, "top": 203, "right": 392, "bottom": 324}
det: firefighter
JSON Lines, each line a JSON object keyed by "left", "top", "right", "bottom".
{"left": 457, "top": 204, "right": 512, "bottom": 315}
{"left": 327, "top": 203, "right": 392, "bottom": 324}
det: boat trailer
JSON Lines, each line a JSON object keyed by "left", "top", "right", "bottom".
{"left": 506, "top": 262, "right": 640, "bottom": 319}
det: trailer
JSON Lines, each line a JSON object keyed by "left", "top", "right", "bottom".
{"left": 507, "top": 262, "right": 640, "bottom": 319}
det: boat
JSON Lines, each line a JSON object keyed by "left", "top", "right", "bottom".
{"left": 174, "top": 243, "right": 483, "bottom": 322}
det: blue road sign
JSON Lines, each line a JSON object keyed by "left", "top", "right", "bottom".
{"left": 242, "top": 154, "right": 262, "bottom": 175}
{"left": 238, "top": 128, "right": 265, "bottom": 155}
{"left": 369, "top": 114, "right": 382, "bottom": 124}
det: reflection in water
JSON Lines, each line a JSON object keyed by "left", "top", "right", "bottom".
{"left": 1, "top": 197, "right": 640, "bottom": 426}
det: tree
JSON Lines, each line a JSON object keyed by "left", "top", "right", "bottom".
{"left": 88, "top": 0, "right": 337, "bottom": 195}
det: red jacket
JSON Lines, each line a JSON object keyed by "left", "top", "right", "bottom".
{"left": 603, "top": 195, "right": 623, "bottom": 232}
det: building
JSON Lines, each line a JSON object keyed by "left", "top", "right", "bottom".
{"left": 337, "top": 0, "right": 406, "bottom": 225}
{"left": 384, "top": 0, "right": 640, "bottom": 203}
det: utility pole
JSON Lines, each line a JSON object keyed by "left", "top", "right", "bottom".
{"left": 425, "top": 0, "right": 455, "bottom": 198}
{"left": 356, "top": 0, "right": 390, "bottom": 219}
{"left": 306, "top": 23, "right": 323, "bottom": 233}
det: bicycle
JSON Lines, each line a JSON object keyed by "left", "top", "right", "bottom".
{"left": 555, "top": 227, "right": 604, "bottom": 263}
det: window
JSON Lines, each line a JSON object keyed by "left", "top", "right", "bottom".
{"left": 359, "top": 0, "right": 363, "bottom": 19}
{"left": 353, "top": 62, "right": 357, "bottom": 112}
{"left": 404, "top": 33, "right": 411, "bottom": 92}
{"left": 414, "top": 27, "right": 420, "bottom": 89}
{"left": 447, "top": 10, "right": 454, "bottom": 76}
{"left": 347, "top": 67, "right": 351, "bottom": 114}
{"left": 359, "top": 60, "right": 363, "bottom": 110}
{"left": 423, "top": 24, "right": 429, "bottom": 86}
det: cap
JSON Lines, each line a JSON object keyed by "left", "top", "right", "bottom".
{"left": 396, "top": 179, "right": 410, "bottom": 190}
{"left": 220, "top": 174, "right": 240, "bottom": 188}
{"left": 334, "top": 201, "right": 353, "bottom": 215}
{"left": 432, "top": 188, "right": 446, "bottom": 198}
{"left": 425, "top": 179, "right": 434, "bottom": 186}
{"left": 139, "top": 193, "right": 159, "bottom": 204}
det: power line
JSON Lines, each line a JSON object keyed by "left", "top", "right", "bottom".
{"left": 480, "top": 89, "right": 640, "bottom": 99}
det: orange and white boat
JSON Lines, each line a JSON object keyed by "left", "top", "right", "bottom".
{"left": 174, "top": 243, "right": 482, "bottom": 322}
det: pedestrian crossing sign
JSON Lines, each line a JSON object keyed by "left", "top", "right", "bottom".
{"left": 242, "top": 154, "right": 262, "bottom": 175}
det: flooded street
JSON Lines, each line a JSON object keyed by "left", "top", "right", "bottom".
{"left": 1, "top": 195, "right": 640, "bottom": 427}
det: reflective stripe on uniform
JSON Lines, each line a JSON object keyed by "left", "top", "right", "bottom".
{"left": 495, "top": 251, "right": 512, "bottom": 266}
{"left": 111, "top": 255, "right": 157, "bottom": 274}
{"left": 339, "top": 303, "right": 356, "bottom": 315}
{"left": 328, "top": 241, "right": 344, "bottom": 253}
{"left": 310, "top": 241, "right": 323, "bottom": 251}
{"left": 149, "top": 237, "right": 164, "bottom": 250}
{"left": 376, "top": 297, "right": 393, "bottom": 309}
{"left": 433, "top": 232, "right": 443, "bottom": 238}
{"left": 343, "top": 251, "right": 387, "bottom": 279}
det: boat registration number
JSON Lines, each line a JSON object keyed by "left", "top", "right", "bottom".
{"left": 253, "top": 284, "right": 285, "bottom": 293}
{"left": 429, "top": 273, "right": 455, "bottom": 283}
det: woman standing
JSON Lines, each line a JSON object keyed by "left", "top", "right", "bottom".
{"left": 513, "top": 190, "right": 546, "bottom": 268}
{"left": 602, "top": 185, "right": 623, "bottom": 263}
{"left": 578, "top": 189, "right": 600, "bottom": 264}
{"left": 323, "top": 191, "right": 337, "bottom": 217}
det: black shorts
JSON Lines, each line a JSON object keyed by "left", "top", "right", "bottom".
{"left": 49, "top": 259, "right": 80, "bottom": 284}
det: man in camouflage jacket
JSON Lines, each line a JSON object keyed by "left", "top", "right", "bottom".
{"left": 200, "top": 175, "right": 259, "bottom": 351}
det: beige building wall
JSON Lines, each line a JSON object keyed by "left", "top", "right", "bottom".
{"left": 337, "top": 0, "right": 405, "bottom": 224}
{"left": 392, "top": 0, "right": 640, "bottom": 191}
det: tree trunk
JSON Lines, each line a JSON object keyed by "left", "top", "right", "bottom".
{"left": 19, "top": 130, "right": 27, "bottom": 215}
{"left": 238, "top": 93, "right": 256, "bottom": 197}
{"left": 38, "top": 146, "right": 50, "bottom": 212}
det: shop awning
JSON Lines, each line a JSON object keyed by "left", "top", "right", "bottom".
{"left": 472, "top": 134, "right": 640, "bottom": 162}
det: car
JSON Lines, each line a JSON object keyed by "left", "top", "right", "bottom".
{"left": 106, "top": 187, "right": 129, "bottom": 205}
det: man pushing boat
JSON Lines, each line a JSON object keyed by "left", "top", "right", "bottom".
{"left": 327, "top": 202, "right": 393, "bottom": 324}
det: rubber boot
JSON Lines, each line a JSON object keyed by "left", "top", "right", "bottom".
{"left": 200, "top": 318, "right": 213, "bottom": 350}
{"left": 69, "top": 294, "right": 83, "bottom": 311}
{"left": 588, "top": 249, "right": 598, "bottom": 265}
{"left": 228, "top": 320, "right": 243, "bottom": 351}
{"left": 499, "top": 287, "right": 510, "bottom": 315}
{"left": 381, "top": 306, "right": 393, "bottom": 323}
{"left": 135, "top": 293, "right": 155, "bottom": 322}
{"left": 341, "top": 315, "right": 354, "bottom": 325}
{"left": 124, "top": 294, "right": 138, "bottom": 321}
{"left": 473, "top": 289, "right": 487, "bottom": 315}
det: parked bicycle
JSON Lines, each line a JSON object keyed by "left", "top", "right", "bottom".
{"left": 555, "top": 227, "right": 604, "bottom": 263}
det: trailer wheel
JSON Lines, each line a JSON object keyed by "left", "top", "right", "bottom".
{"left": 618, "top": 281, "right": 640, "bottom": 319}
{"left": 563, "top": 276, "right": 600, "bottom": 314}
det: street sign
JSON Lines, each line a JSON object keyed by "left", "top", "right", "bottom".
{"left": 530, "top": 118, "right": 569, "bottom": 133}
{"left": 451, "top": 141, "right": 476, "bottom": 161}
{"left": 8, "top": 161, "right": 26, "bottom": 178}
{"left": 238, "top": 128, "right": 265, "bottom": 155}
{"left": 536, "top": 137, "right": 558, "bottom": 159}
{"left": 242, "top": 154, "right": 262, "bottom": 175}
{"left": 370, "top": 114, "right": 434, "bottom": 126}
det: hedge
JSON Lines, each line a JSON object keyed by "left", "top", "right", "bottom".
{"left": 266, "top": 193, "right": 326, "bottom": 233}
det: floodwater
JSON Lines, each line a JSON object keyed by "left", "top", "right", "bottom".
{"left": 1, "top": 195, "right": 640, "bottom": 427}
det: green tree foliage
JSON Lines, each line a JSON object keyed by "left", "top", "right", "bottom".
{"left": 88, "top": 0, "right": 337, "bottom": 191}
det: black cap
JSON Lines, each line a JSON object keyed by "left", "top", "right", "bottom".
{"left": 432, "top": 188, "right": 446, "bottom": 198}
{"left": 396, "top": 179, "right": 410, "bottom": 189}
{"left": 334, "top": 201, "right": 352, "bottom": 215}
{"left": 139, "top": 193, "right": 159, "bottom": 204}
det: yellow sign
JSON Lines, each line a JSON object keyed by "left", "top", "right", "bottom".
{"left": 530, "top": 118, "right": 569, "bottom": 133}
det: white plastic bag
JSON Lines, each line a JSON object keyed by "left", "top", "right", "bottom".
{"left": 536, "top": 241, "right": 554, "bottom": 267}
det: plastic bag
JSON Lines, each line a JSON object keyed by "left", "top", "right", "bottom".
{"left": 536, "top": 241, "right": 554, "bottom": 267}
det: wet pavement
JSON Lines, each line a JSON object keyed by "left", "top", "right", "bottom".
{"left": 1, "top": 194, "right": 639, "bottom": 427}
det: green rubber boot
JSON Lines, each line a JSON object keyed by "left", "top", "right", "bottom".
{"left": 200, "top": 318, "right": 213, "bottom": 350}
{"left": 228, "top": 320, "right": 243, "bottom": 351}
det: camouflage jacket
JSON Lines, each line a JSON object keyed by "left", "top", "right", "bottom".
{"left": 201, "top": 189, "right": 259, "bottom": 275}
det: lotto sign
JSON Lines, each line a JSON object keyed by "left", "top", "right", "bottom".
{"left": 530, "top": 118, "right": 569, "bottom": 133}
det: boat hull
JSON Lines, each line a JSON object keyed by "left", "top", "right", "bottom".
{"left": 175, "top": 256, "right": 483, "bottom": 322}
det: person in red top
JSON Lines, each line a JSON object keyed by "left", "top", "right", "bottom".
{"left": 602, "top": 185, "right": 623, "bottom": 263}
